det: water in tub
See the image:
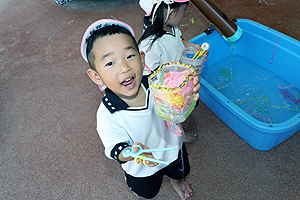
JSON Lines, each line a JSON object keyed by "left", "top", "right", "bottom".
{"left": 202, "top": 55, "right": 300, "bottom": 124}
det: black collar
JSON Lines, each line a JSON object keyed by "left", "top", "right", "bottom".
{"left": 102, "top": 75, "right": 150, "bottom": 114}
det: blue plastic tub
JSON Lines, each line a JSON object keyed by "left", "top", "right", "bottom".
{"left": 190, "top": 19, "right": 300, "bottom": 151}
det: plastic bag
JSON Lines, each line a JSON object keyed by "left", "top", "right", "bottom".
{"left": 149, "top": 62, "right": 196, "bottom": 123}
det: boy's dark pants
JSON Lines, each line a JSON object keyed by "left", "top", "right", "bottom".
{"left": 125, "top": 143, "right": 190, "bottom": 199}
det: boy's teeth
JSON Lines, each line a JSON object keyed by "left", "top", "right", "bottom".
{"left": 122, "top": 77, "right": 134, "bottom": 86}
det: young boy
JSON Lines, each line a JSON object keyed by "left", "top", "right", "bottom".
{"left": 80, "top": 19, "right": 200, "bottom": 199}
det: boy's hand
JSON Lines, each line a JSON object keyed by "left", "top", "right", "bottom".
{"left": 192, "top": 72, "right": 201, "bottom": 101}
{"left": 131, "top": 142, "right": 159, "bottom": 167}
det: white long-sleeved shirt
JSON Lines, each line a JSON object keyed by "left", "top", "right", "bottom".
{"left": 139, "top": 26, "right": 185, "bottom": 75}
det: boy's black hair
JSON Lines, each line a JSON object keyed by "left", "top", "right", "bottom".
{"left": 138, "top": 2, "right": 189, "bottom": 50}
{"left": 86, "top": 25, "right": 139, "bottom": 71}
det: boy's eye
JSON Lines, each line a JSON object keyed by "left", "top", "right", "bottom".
{"left": 105, "top": 61, "right": 115, "bottom": 67}
{"left": 127, "top": 54, "right": 135, "bottom": 59}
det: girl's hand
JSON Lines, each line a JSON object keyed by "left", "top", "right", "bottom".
{"left": 205, "top": 50, "right": 209, "bottom": 62}
{"left": 183, "top": 40, "right": 200, "bottom": 49}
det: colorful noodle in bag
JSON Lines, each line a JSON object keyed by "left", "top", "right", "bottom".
{"left": 149, "top": 62, "right": 197, "bottom": 123}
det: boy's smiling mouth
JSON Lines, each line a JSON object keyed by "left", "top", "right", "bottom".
{"left": 121, "top": 77, "right": 135, "bottom": 89}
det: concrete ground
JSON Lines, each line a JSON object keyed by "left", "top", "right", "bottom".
{"left": 0, "top": 0, "right": 299, "bottom": 199}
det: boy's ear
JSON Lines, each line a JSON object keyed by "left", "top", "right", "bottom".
{"left": 87, "top": 69, "right": 104, "bottom": 86}
{"left": 140, "top": 51, "right": 146, "bottom": 70}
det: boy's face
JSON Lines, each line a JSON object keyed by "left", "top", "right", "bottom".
{"left": 87, "top": 33, "right": 145, "bottom": 100}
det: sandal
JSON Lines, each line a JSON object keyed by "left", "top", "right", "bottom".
{"left": 181, "top": 181, "right": 193, "bottom": 199}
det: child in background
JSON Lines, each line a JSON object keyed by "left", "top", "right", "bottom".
{"left": 139, "top": 0, "right": 202, "bottom": 143}
{"left": 139, "top": 0, "right": 200, "bottom": 75}
{"left": 81, "top": 19, "right": 200, "bottom": 199}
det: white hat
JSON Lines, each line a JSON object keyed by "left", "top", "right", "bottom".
{"left": 139, "top": 0, "right": 190, "bottom": 16}
{"left": 80, "top": 19, "right": 135, "bottom": 63}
